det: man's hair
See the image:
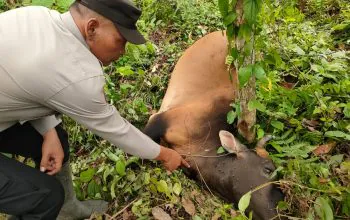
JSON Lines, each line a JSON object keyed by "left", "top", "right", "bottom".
{"left": 70, "top": 1, "right": 81, "bottom": 12}
{"left": 70, "top": 0, "right": 105, "bottom": 20}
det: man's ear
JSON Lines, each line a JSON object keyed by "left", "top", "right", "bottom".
{"left": 85, "top": 18, "right": 99, "bottom": 40}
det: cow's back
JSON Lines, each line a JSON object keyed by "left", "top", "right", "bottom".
{"left": 159, "top": 31, "right": 237, "bottom": 112}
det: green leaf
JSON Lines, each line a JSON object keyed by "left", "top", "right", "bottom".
{"left": 144, "top": 172, "right": 150, "bottom": 185}
{"left": 315, "top": 197, "right": 334, "bottom": 220}
{"left": 192, "top": 216, "right": 202, "bottom": 220}
{"left": 311, "top": 64, "right": 325, "bottom": 74}
{"left": 277, "top": 201, "right": 289, "bottom": 211}
{"left": 325, "top": 61, "right": 345, "bottom": 72}
{"left": 116, "top": 160, "right": 126, "bottom": 176}
{"left": 271, "top": 120, "right": 284, "bottom": 131}
{"left": 125, "top": 156, "right": 140, "bottom": 167}
{"left": 31, "top": 0, "right": 54, "bottom": 8}
{"left": 87, "top": 180, "right": 101, "bottom": 198}
{"left": 217, "top": 146, "right": 226, "bottom": 154}
{"left": 342, "top": 193, "right": 350, "bottom": 216}
{"left": 156, "top": 180, "right": 168, "bottom": 193}
{"left": 110, "top": 177, "right": 120, "bottom": 199}
{"left": 243, "top": 0, "right": 262, "bottom": 25}
{"left": 253, "top": 64, "right": 266, "bottom": 80}
{"left": 103, "top": 166, "right": 112, "bottom": 183}
{"left": 238, "top": 23, "right": 252, "bottom": 40}
{"left": 227, "top": 110, "right": 237, "bottom": 124}
{"left": 238, "top": 191, "right": 252, "bottom": 213}
{"left": 137, "top": 69, "right": 145, "bottom": 75}
{"left": 257, "top": 128, "right": 264, "bottom": 139}
{"left": 331, "top": 51, "right": 346, "bottom": 59}
{"left": 173, "top": 183, "right": 182, "bottom": 196}
{"left": 243, "top": 41, "right": 253, "bottom": 56}
{"left": 225, "top": 55, "right": 234, "bottom": 66}
{"left": 343, "top": 103, "right": 350, "bottom": 118}
{"left": 107, "top": 152, "right": 120, "bottom": 162}
{"left": 131, "top": 199, "right": 143, "bottom": 215}
{"left": 273, "top": 51, "right": 283, "bottom": 67}
{"left": 248, "top": 100, "right": 266, "bottom": 112}
{"left": 325, "top": 131, "right": 350, "bottom": 140}
{"left": 218, "top": 0, "right": 229, "bottom": 17}
{"left": 120, "top": 84, "right": 134, "bottom": 93}
{"left": 80, "top": 168, "right": 95, "bottom": 183}
{"left": 292, "top": 45, "right": 305, "bottom": 55}
{"left": 231, "top": 48, "right": 239, "bottom": 59}
{"left": 117, "top": 66, "right": 134, "bottom": 76}
{"left": 332, "top": 23, "right": 350, "bottom": 31}
{"left": 226, "top": 25, "right": 234, "bottom": 39}
{"left": 223, "top": 11, "right": 237, "bottom": 26}
{"left": 327, "top": 154, "right": 344, "bottom": 166}
{"left": 238, "top": 65, "right": 253, "bottom": 88}
{"left": 57, "top": 0, "right": 74, "bottom": 11}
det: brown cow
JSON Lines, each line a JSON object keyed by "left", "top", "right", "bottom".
{"left": 144, "top": 31, "right": 284, "bottom": 220}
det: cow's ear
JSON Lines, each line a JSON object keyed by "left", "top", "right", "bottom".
{"left": 219, "top": 130, "right": 247, "bottom": 157}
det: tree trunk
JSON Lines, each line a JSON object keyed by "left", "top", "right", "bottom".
{"left": 235, "top": 0, "right": 256, "bottom": 143}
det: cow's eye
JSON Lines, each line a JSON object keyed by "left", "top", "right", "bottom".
{"left": 264, "top": 167, "right": 273, "bottom": 175}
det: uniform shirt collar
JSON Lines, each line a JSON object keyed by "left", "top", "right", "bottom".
{"left": 61, "top": 11, "right": 89, "bottom": 49}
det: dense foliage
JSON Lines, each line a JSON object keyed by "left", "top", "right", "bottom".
{"left": 1, "top": 0, "right": 349, "bottom": 219}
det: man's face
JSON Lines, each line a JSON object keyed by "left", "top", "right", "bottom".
{"left": 85, "top": 18, "right": 127, "bottom": 66}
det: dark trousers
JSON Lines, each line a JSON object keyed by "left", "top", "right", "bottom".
{"left": 0, "top": 123, "right": 70, "bottom": 219}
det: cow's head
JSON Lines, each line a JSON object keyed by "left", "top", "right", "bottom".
{"left": 217, "top": 130, "right": 284, "bottom": 220}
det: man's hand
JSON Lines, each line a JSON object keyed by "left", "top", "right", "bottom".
{"left": 40, "top": 128, "right": 64, "bottom": 175}
{"left": 155, "top": 146, "right": 190, "bottom": 172}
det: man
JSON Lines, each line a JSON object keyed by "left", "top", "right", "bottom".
{"left": 0, "top": 0, "right": 190, "bottom": 219}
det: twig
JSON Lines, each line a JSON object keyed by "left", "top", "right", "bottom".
{"left": 182, "top": 116, "right": 216, "bottom": 198}
{"left": 250, "top": 180, "right": 341, "bottom": 195}
{"left": 102, "top": 213, "right": 113, "bottom": 220}
{"left": 193, "top": 158, "right": 215, "bottom": 198}
{"left": 271, "top": 214, "right": 305, "bottom": 220}
{"left": 180, "top": 152, "right": 233, "bottom": 158}
{"left": 109, "top": 198, "right": 138, "bottom": 219}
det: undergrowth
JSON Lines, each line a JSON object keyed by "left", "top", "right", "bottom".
{"left": 1, "top": 0, "right": 349, "bottom": 219}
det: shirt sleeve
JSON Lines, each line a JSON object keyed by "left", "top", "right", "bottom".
{"left": 29, "top": 115, "right": 62, "bottom": 135}
{"left": 45, "top": 76, "right": 161, "bottom": 159}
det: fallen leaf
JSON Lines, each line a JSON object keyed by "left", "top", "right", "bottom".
{"left": 280, "top": 82, "right": 295, "bottom": 89}
{"left": 230, "top": 209, "right": 238, "bottom": 217}
{"left": 191, "top": 190, "right": 199, "bottom": 198}
{"left": 194, "top": 194, "right": 205, "bottom": 206}
{"left": 152, "top": 207, "right": 172, "bottom": 220}
{"left": 306, "top": 126, "right": 316, "bottom": 132}
{"left": 313, "top": 142, "right": 336, "bottom": 156}
{"left": 319, "top": 178, "right": 329, "bottom": 184}
{"left": 302, "top": 118, "right": 320, "bottom": 128}
{"left": 256, "top": 147, "right": 269, "bottom": 158}
{"left": 211, "top": 213, "right": 221, "bottom": 220}
{"left": 165, "top": 203, "right": 174, "bottom": 210}
{"left": 182, "top": 197, "right": 196, "bottom": 216}
{"left": 151, "top": 64, "right": 159, "bottom": 73}
{"left": 122, "top": 210, "right": 132, "bottom": 220}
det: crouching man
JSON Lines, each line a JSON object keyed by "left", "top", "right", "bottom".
{"left": 0, "top": 0, "right": 189, "bottom": 219}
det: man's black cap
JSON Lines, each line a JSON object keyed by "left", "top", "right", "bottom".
{"left": 79, "top": 0, "right": 146, "bottom": 44}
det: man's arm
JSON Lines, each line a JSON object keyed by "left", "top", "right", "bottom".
{"left": 29, "top": 115, "right": 62, "bottom": 135}
{"left": 46, "top": 76, "right": 160, "bottom": 159}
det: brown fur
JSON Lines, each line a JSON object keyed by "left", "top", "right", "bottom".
{"left": 144, "top": 31, "right": 283, "bottom": 220}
